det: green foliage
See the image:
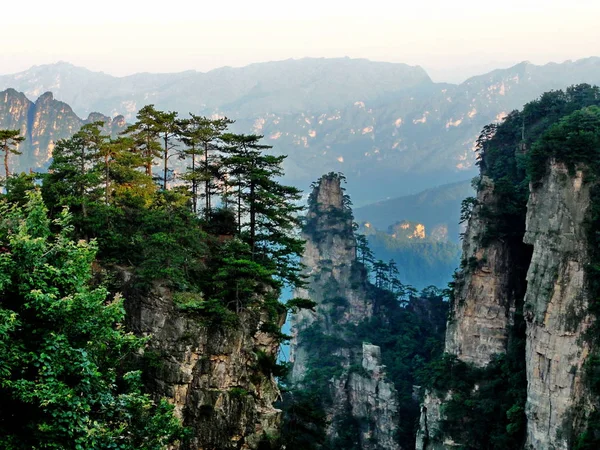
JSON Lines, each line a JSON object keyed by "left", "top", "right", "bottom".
{"left": 304, "top": 172, "right": 354, "bottom": 243}
{"left": 365, "top": 230, "right": 461, "bottom": 289}
{"left": 278, "top": 390, "right": 329, "bottom": 450}
{"left": 3, "top": 172, "right": 38, "bottom": 206}
{"left": 1, "top": 103, "right": 307, "bottom": 447}
{"left": 529, "top": 105, "right": 600, "bottom": 183}
{"left": 0, "top": 129, "right": 25, "bottom": 178}
{"left": 172, "top": 292, "right": 238, "bottom": 327}
{"left": 285, "top": 297, "right": 317, "bottom": 312}
{"left": 255, "top": 350, "right": 290, "bottom": 378}
{"left": 0, "top": 192, "right": 184, "bottom": 449}
{"left": 515, "top": 87, "right": 600, "bottom": 444}
{"left": 228, "top": 387, "right": 250, "bottom": 398}
{"left": 574, "top": 410, "right": 600, "bottom": 450}
{"left": 431, "top": 84, "right": 600, "bottom": 448}
{"left": 283, "top": 176, "right": 450, "bottom": 448}
{"left": 459, "top": 196, "right": 478, "bottom": 224}
{"left": 574, "top": 149, "right": 600, "bottom": 444}
{"left": 422, "top": 309, "right": 527, "bottom": 450}
{"left": 355, "top": 286, "right": 448, "bottom": 445}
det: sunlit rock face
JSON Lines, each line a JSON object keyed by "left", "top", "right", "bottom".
{"left": 417, "top": 161, "right": 599, "bottom": 449}
{"left": 417, "top": 175, "right": 532, "bottom": 449}
{"left": 523, "top": 161, "right": 594, "bottom": 450}
{"left": 0, "top": 88, "right": 125, "bottom": 173}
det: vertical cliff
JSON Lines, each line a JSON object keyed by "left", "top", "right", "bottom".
{"left": 0, "top": 88, "right": 125, "bottom": 172}
{"left": 416, "top": 174, "right": 532, "bottom": 450}
{"left": 417, "top": 87, "right": 600, "bottom": 450}
{"left": 523, "top": 161, "right": 595, "bottom": 449}
{"left": 290, "top": 173, "right": 400, "bottom": 449}
{"left": 124, "top": 276, "right": 284, "bottom": 450}
{"left": 444, "top": 175, "right": 530, "bottom": 366}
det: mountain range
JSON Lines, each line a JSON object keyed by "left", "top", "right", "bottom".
{"left": 2, "top": 56, "right": 600, "bottom": 204}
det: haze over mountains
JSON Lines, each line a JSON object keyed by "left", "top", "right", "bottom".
{"left": 2, "top": 56, "right": 600, "bottom": 204}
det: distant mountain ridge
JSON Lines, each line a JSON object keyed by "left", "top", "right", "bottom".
{"left": 0, "top": 89, "right": 125, "bottom": 173}
{"left": 0, "top": 58, "right": 431, "bottom": 117}
{"left": 1, "top": 57, "right": 600, "bottom": 203}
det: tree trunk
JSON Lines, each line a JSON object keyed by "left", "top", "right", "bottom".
{"left": 105, "top": 153, "right": 109, "bottom": 204}
{"left": 80, "top": 146, "right": 87, "bottom": 218}
{"left": 4, "top": 145, "right": 9, "bottom": 179}
{"left": 163, "top": 134, "right": 168, "bottom": 190}
{"left": 204, "top": 142, "right": 210, "bottom": 217}
{"left": 192, "top": 150, "right": 197, "bottom": 214}
{"left": 249, "top": 179, "right": 256, "bottom": 256}
{"left": 237, "top": 183, "right": 242, "bottom": 234}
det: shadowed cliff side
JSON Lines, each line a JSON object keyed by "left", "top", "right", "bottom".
{"left": 289, "top": 173, "right": 400, "bottom": 450}
{"left": 123, "top": 274, "right": 284, "bottom": 450}
{"left": 287, "top": 173, "right": 448, "bottom": 449}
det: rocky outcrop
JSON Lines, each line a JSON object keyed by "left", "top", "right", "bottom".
{"left": 417, "top": 175, "right": 532, "bottom": 449}
{"left": 417, "top": 159, "right": 600, "bottom": 450}
{"left": 290, "top": 173, "right": 400, "bottom": 449}
{"left": 346, "top": 344, "right": 401, "bottom": 449}
{"left": 523, "top": 161, "right": 595, "bottom": 449}
{"left": 444, "top": 175, "right": 524, "bottom": 366}
{"left": 0, "top": 88, "right": 125, "bottom": 173}
{"left": 124, "top": 278, "right": 283, "bottom": 450}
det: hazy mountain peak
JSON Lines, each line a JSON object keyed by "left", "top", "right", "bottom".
{"left": 1, "top": 57, "right": 600, "bottom": 205}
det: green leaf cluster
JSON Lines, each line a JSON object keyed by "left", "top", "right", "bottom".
{"left": 0, "top": 192, "right": 184, "bottom": 449}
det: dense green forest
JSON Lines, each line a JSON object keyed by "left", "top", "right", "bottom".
{"left": 423, "top": 84, "right": 600, "bottom": 449}
{"left": 0, "top": 106, "right": 312, "bottom": 448}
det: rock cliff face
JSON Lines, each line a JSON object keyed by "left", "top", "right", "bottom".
{"left": 416, "top": 174, "right": 532, "bottom": 449}
{"left": 523, "top": 161, "right": 595, "bottom": 449}
{"left": 443, "top": 175, "right": 530, "bottom": 367}
{"left": 290, "top": 173, "right": 400, "bottom": 449}
{"left": 0, "top": 88, "right": 125, "bottom": 173}
{"left": 416, "top": 160, "right": 598, "bottom": 449}
{"left": 123, "top": 277, "right": 283, "bottom": 450}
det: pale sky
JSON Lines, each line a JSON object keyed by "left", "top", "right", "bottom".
{"left": 2, "top": 0, "right": 599, "bottom": 82}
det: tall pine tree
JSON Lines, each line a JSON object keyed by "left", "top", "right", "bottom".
{"left": 0, "top": 129, "right": 25, "bottom": 180}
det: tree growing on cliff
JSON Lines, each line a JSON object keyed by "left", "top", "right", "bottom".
{"left": 0, "top": 129, "right": 25, "bottom": 180}
{"left": 0, "top": 191, "right": 184, "bottom": 448}
{"left": 222, "top": 133, "right": 305, "bottom": 286}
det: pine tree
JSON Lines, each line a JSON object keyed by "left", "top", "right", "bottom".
{"left": 0, "top": 129, "right": 25, "bottom": 179}
{"left": 95, "top": 136, "right": 145, "bottom": 204}
{"left": 43, "top": 123, "right": 106, "bottom": 218}
{"left": 222, "top": 133, "right": 305, "bottom": 286}
{"left": 194, "top": 116, "right": 233, "bottom": 217}
{"left": 122, "top": 105, "right": 163, "bottom": 178}
{"left": 355, "top": 233, "right": 374, "bottom": 268}
{"left": 373, "top": 260, "right": 390, "bottom": 289}
{"left": 155, "top": 110, "right": 180, "bottom": 190}
{"left": 179, "top": 115, "right": 232, "bottom": 214}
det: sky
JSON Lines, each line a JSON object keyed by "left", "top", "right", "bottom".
{"left": 2, "top": 0, "right": 599, "bottom": 83}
